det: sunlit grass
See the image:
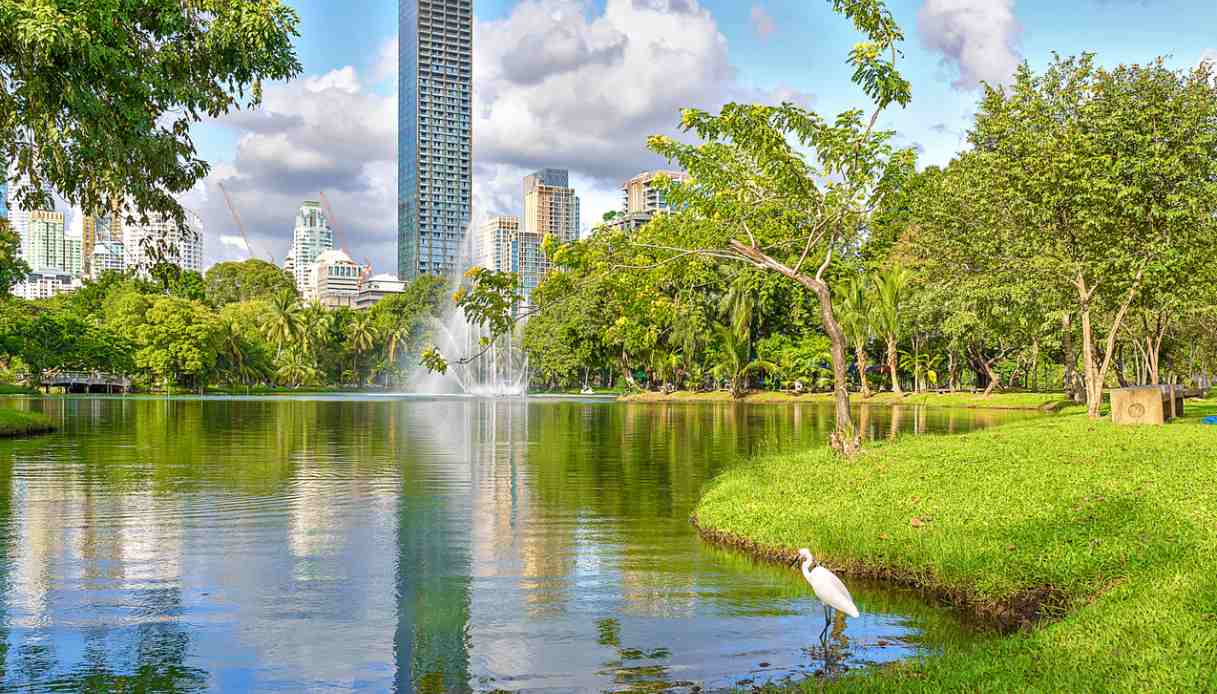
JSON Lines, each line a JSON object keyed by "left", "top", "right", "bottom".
{"left": 622, "top": 390, "right": 1072, "bottom": 410}
{"left": 697, "top": 398, "right": 1217, "bottom": 691}
{"left": 0, "top": 408, "right": 54, "bottom": 437}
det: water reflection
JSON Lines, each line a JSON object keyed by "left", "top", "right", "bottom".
{"left": 0, "top": 397, "right": 1025, "bottom": 691}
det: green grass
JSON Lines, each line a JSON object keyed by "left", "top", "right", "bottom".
{"left": 695, "top": 398, "right": 1217, "bottom": 692}
{"left": 0, "top": 383, "right": 37, "bottom": 395}
{"left": 621, "top": 389, "right": 1072, "bottom": 411}
{"left": 0, "top": 408, "right": 54, "bottom": 437}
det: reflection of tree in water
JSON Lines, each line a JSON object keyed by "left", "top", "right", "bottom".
{"left": 593, "top": 618, "right": 685, "bottom": 693}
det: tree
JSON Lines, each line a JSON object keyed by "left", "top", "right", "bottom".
{"left": 870, "top": 266, "right": 911, "bottom": 395}
{"left": 0, "top": 218, "right": 30, "bottom": 295}
{"left": 0, "top": 0, "right": 301, "bottom": 228}
{"left": 836, "top": 274, "right": 874, "bottom": 397}
{"left": 204, "top": 259, "right": 296, "bottom": 306}
{"left": 263, "top": 290, "right": 302, "bottom": 358}
{"left": 133, "top": 296, "right": 222, "bottom": 390}
{"left": 967, "top": 55, "right": 1217, "bottom": 417}
{"left": 348, "top": 313, "right": 378, "bottom": 384}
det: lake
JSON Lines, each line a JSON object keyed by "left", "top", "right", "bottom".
{"left": 0, "top": 396, "right": 1026, "bottom": 692}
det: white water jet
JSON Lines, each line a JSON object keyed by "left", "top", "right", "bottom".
{"left": 404, "top": 216, "right": 530, "bottom": 397}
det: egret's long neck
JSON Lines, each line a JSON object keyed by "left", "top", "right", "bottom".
{"left": 800, "top": 557, "right": 815, "bottom": 583}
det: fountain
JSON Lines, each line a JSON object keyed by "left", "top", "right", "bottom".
{"left": 405, "top": 220, "right": 531, "bottom": 397}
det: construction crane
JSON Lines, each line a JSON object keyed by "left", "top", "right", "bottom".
{"left": 217, "top": 181, "right": 273, "bottom": 263}
{"left": 317, "top": 190, "right": 348, "bottom": 254}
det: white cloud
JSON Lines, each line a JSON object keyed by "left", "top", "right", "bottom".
{"left": 1198, "top": 48, "right": 1217, "bottom": 70}
{"left": 472, "top": 0, "right": 811, "bottom": 224}
{"left": 185, "top": 0, "right": 814, "bottom": 272}
{"left": 750, "top": 5, "right": 776, "bottom": 39}
{"left": 219, "top": 235, "right": 250, "bottom": 250}
{"left": 918, "top": 0, "right": 1021, "bottom": 91}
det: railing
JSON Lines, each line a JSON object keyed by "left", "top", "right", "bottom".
{"left": 39, "top": 371, "right": 132, "bottom": 388}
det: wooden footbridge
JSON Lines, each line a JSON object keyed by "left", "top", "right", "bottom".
{"left": 41, "top": 371, "right": 132, "bottom": 393}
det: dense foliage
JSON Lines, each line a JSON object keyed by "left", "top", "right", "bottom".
{"left": 506, "top": 51, "right": 1217, "bottom": 426}
{"left": 0, "top": 262, "right": 449, "bottom": 391}
{"left": 0, "top": 0, "right": 301, "bottom": 232}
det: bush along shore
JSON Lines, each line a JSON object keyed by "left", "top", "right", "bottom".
{"left": 621, "top": 390, "right": 1075, "bottom": 412}
{"left": 693, "top": 399, "right": 1217, "bottom": 691}
{"left": 0, "top": 409, "right": 54, "bottom": 437}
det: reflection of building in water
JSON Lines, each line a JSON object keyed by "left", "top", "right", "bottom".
{"left": 395, "top": 400, "right": 475, "bottom": 693}
{"left": 288, "top": 475, "right": 341, "bottom": 571}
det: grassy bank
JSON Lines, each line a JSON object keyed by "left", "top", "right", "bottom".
{"left": 0, "top": 383, "right": 37, "bottom": 395}
{"left": 0, "top": 408, "right": 55, "bottom": 437}
{"left": 621, "top": 390, "right": 1072, "bottom": 411}
{"left": 694, "top": 400, "right": 1217, "bottom": 691}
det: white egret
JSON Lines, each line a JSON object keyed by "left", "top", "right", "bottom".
{"left": 798, "top": 548, "right": 859, "bottom": 637}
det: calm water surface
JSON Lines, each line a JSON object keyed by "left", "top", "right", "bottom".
{"left": 0, "top": 396, "right": 1026, "bottom": 692}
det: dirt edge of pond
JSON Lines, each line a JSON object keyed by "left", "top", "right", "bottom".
{"left": 690, "top": 514, "right": 1066, "bottom": 635}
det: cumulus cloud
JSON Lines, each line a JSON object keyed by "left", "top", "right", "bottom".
{"left": 918, "top": 0, "right": 1021, "bottom": 91}
{"left": 750, "top": 5, "right": 776, "bottom": 39}
{"left": 181, "top": 64, "right": 398, "bottom": 270}
{"left": 473, "top": 0, "right": 811, "bottom": 226}
{"left": 1198, "top": 48, "right": 1217, "bottom": 70}
{"left": 185, "top": 0, "right": 814, "bottom": 270}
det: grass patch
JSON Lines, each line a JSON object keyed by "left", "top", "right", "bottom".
{"left": 0, "top": 408, "right": 54, "bottom": 437}
{"left": 0, "top": 383, "right": 37, "bottom": 395}
{"left": 694, "top": 398, "right": 1217, "bottom": 691}
{"left": 620, "top": 390, "right": 1072, "bottom": 411}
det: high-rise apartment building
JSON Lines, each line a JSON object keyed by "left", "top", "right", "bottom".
{"left": 476, "top": 215, "right": 545, "bottom": 303}
{"left": 90, "top": 239, "right": 126, "bottom": 278}
{"left": 399, "top": 0, "right": 473, "bottom": 280}
{"left": 25, "top": 211, "right": 81, "bottom": 275}
{"left": 284, "top": 200, "right": 334, "bottom": 293}
{"left": 5, "top": 178, "right": 56, "bottom": 261}
{"left": 123, "top": 209, "right": 203, "bottom": 275}
{"left": 523, "top": 168, "right": 580, "bottom": 244}
{"left": 609, "top": 170, "right": 691, "bottom": 232}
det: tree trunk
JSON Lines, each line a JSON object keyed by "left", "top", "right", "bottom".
{"left": 727, "top": 240, "right": 858, "bottom": 455}
{"left": 1076, "top": 269, "right": 1144, "bottom": 419}
{"left": 853, "top": 339, "right": 872, "bottom": 398}
{"left": 981, "top": 359, "right": 1001, "bottom": 397}
{"left": 886, "top": 336, "right": 902, "bottom": 396}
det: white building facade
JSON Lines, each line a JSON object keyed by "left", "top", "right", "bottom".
{"left": 305, "top": 249, "right": 367, "bottom": 308}
{"left": 476, "top": 214, "right": 545, "bottom": 304}
{"left": 285, "top": 201, "right": 334, "bottom": 294}
{"left": 90, "top": 239, "right": 126, "bottom": 278}
{"left": 123, "top": 209, "right": 203, "bottom": 275}
{"left": 355, "top": 274, "right": 406, "bottom": 310}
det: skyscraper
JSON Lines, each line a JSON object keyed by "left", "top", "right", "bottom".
{"left": 123, "top": 209, "right": 203, "bottom": 275}
{"left": 608, "top": 169, "right": 692, "bottom": 232}
{"left": 399, "top": 0, "right": 473, "bottom": 280}
{"left": 523, "top": 168, "right": 580, "bottom": 244}
{"left": 284, "top": 200, "right": 334, "bottom": 293}
{"left": 476, "top": 215, "right": 545, "bottom": 303}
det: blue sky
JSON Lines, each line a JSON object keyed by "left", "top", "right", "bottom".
{"left": 187, "top": 0, "right": 1217, "bottom": 272}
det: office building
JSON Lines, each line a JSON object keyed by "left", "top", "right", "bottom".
{"left": 305, "top": 249, "right": 368, "bottom": 308}
{"left": 13, "top": 269, "right": 81, "bottom": 300}
{"left": 80, "top": 214, "right": 98, "bottom": 275}
{"left": 476, "top": 215, "right": 546, "bottom": 303}
{"left": 5, "top": 177, "right": 56, "bottom": 260}
{"left": 523, "top": 168, "right": 580, "bottom": 243}
{"left": 123, "top": 209, "right": 203, "bottom": 275}
{"left": 356, "top": 274, "right": 407, "bottom": 310}
{"left": 25, "top": 211, "right": 82, "bottom": 275}
{"left": 90, "top": 239, "right": 126, "bottom": 278}
{"left": 399, "top": 0, "right": 473, "bottom": 280}
{"left": 284, "top": 200, "right": 334, "bottom": 293}
{"left": 608, "top": 170, "right": 691, "bottom": 232}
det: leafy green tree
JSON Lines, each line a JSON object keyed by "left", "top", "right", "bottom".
{"left": 870, "top": 266, "right": 912, "bottom": 395}
{"left": 836, "top": 274, "right": 874, "bottom": 397}
{"left": 134, "top": 296, "right": 222, "bottom": 390}
{"left": 0, "top": 218, "right": 30, "bottom": 295}
{"left": 348, "top": 312, "right": 378, "bottom": 384}
{"left": 263, "top": 290, "right": 302, "bottom": 358}
{"left": 711, "top": 324, "right": 775, "bottom": 398}
{"left": 0, "top": 0, "right": 301, "bottom": 227}
{"left": 967, "top": 55, "right": 1217, "bottom": 417}
{"left": 205, "top": 259, "right": 296, "bottom": 306}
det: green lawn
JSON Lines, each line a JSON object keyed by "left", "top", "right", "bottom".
{"left": 0, "top": 408, "right": 55, "bottom": 437}
{"left": 621, "top": 389, "right": 1072, "bottom": 411}
{"left": 694, "top": 399, "right": 1217, "bottom": 692}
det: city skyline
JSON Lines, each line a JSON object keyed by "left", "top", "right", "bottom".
{"left": 7, "top": 0, "right": 1217, "bottom": 276}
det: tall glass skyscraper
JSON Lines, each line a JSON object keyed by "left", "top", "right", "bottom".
{"left": 399, "top": 0, "right": 473, "bottom": 280}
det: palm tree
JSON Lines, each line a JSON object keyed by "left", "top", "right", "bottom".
{"left": 837, "top": 275, "right": 874, "bottom": 397}
{"left": 263, "top": 290, "right": 302, "bottom": 358}
{"left": 712, "top": 324, "right": 776, "bottom": 398}
{"left": 348, "top": 313, "right": 379, "bottom": 384}
{"left": 275, "top": 349, "right": 321, "bottom": 388}
{"left": 871, "top": 266, "right": 913, "bottom": 396}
